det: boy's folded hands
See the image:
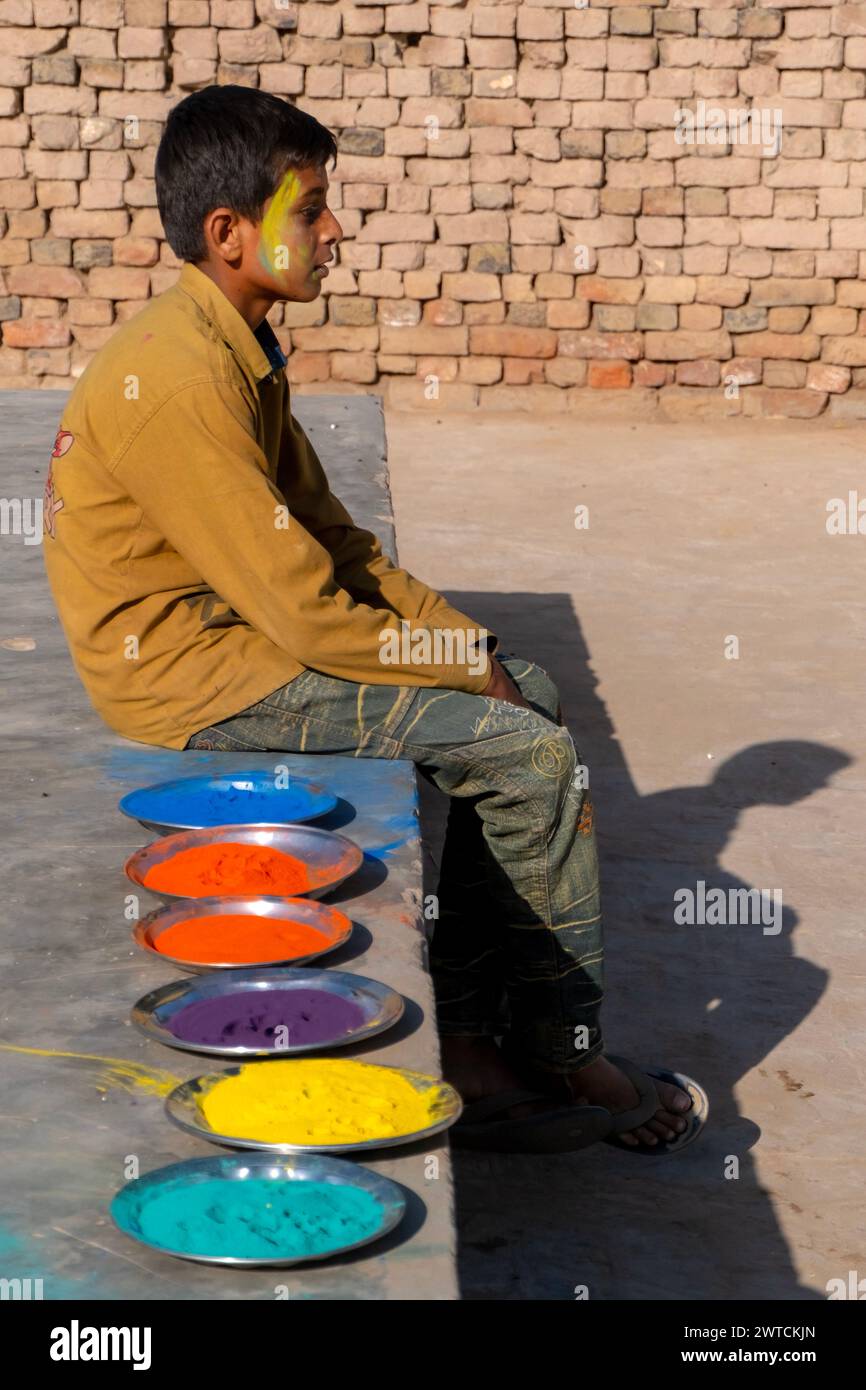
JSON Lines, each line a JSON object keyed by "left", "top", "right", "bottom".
{"left": 480, "top": 658, "right": 533, "bottom": 712}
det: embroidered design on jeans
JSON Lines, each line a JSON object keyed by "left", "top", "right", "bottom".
{"left": 531, "top": 731, "right": 571, "bottom": 778}
{"left": 578, "top": 798, "right": 594, "bottom": 837}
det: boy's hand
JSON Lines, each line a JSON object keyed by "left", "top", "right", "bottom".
{"left": 481, "top": 657, "right": 532, "bottom": 711}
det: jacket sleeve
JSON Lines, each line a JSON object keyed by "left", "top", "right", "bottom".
{"left": 276, "top": 397, "right": 498, "bottom": 663}
{"left": 110, "top": 378, "right": 493, "bottom": 693}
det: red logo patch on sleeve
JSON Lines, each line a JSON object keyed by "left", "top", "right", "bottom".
{"left": 52, "top": 428, "right": 74, "bottom": 458}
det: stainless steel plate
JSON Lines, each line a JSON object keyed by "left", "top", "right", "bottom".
{"left": 110, "top": 1152, "right": 406, "bottom": 1267}
{"left": 132, "top": 895, "right": 353, "bottom": 973}
{"left": 118, "top": 769, "right": 337, "bottom": 836}
{"left": 124, "top": 823, "right": 364, "bottom": 903}
{"left": 166, "top": 1058, "right": 464, "bottom": 1154}
{"left": 132, "top": 967, "right": 404, "bottom": 1059}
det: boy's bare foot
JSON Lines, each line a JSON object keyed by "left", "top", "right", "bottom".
{"left": 442, "top": 1038, "right": 692, "bottom": 1144}
{"left": 566, "top": 1054, "right": 691, "bottom": 1147}
{"left": 441, "top": 1036, "right": 564, "bottom": 1120}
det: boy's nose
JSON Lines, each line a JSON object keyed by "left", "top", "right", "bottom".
{"left": 324, "top": 210, "right": 344, "bottom": 245}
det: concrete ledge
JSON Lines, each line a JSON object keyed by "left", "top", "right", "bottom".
{"left": 0, "top": 390, "right": 457, "bottom": 1301}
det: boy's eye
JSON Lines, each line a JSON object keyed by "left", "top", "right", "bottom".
{"left": 302, "top": 206, "right": 322, "bottom": 223}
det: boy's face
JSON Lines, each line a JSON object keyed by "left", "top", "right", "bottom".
{"left": 250, "top": 164, "right": 342, "bottom": 303}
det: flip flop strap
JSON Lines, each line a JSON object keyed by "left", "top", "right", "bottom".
{"left": 459, "top": 1089, "right": 553, "bottom": 1125}
{"left": 603, "top": 1054, "right": 662, "bottom": 1133}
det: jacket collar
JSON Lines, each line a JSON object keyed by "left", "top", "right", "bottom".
{"left": 177, "top": 261, "right": 287, "bottom": 383}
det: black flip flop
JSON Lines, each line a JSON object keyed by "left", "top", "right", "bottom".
{"left": 602, "top": 1054, "right": 709, "bottom": 1156}
{"left": 450, "top": 1088, "right": 614, "bottom": 1154}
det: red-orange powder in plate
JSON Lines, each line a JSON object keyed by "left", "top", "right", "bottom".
{"left": 143, "top": 843, "right": 311, "bottom": 897}
{"left": 153, "top": 913, "right": 331, "bottom": 965}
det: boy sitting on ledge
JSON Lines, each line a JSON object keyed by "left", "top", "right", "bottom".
{"left": 43, "top": 86, "right": 702, "bottom": 1156}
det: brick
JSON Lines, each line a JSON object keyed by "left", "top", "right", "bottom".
{"left": 378, "top": 325, "right": 467, "bottom": 356}
{"left": 830, "top": 218, "right": 866, "bottom": 249}
{"left": 732, "top": 331, "right": 820, "bottom": 361}
{"left": 463, "top": 95, "right": 533, "bottom": 127}
{"left": 587, "top": 360, "right": 632, "bottom": 388}
{"left": 217, "top": 25, "right": 282, "bottom": 62}
{"left": 725, "top": 357, "right": 762, "bottom": 386}
{"left": 837, "top": 281, "right": 866, "bottom": 306}
{"left": 606, "top": 37, "right": 657, "bottom": 71}
{"left": 468, "top": 326, "right": 556, "bottom": 358}
{"left": 723, "top": 305, "right": 768, "bottom": 333}
{"left": 636, "top": 302, "right": 677, "bottom": 330}
{"left": 743, "top": 387, "right": 827, "bottom": 420}
{"left": 357, "top": 213, "right": 435, "bottom": 244}
{"left": 636, "top": 216, "right": 683, "bottom": 247}
{"left": 440, "top": 272, "right": 501, "bottom": 303}
{"left": 675, "top": 159, "right": 760, "bottom": 190}
{"left": 32, "top": 53, "right": 79, "bottom": 85}
{"left": 562, "top": 214, "right": 634, "bottom": 249}
{"left": 593, "top": 304, "right": 636, "bottom": 333}
{"left": 570, "top": 100, "right": 633, "bottom": 130}
{"left": 821, "top": 336, "right": 866, "bottom": 366}
{"left": 634, "top": 360, "right": 667, "bottom": 388}
{"left": 72, "top": 240, "right": 112, "bottom": 270}
{"left": 436, "top": 211, "right": 508, "bottom": 244}
{"left": 809, "top": 306, "right": 858, "bottom": 334}
{"left": 558, "top": 331, "right": 642, "bottom": 361}
{"left": 676, "top": 359, "right": 721, "bottom": 387}
{"left": 766, "top": 161, "right": 846, "bottom": 190}
{"left": 749, "top": 278, "right": 836, "bottom": 306}
{"left": 643, "top": 276, "right": 696, "bottom": 305}
{"left": 68, "top": 297, "right": 113, "bottom": 325}
{"left": 3, "top": 318, "right": 70, "bottom": 347}
{"left": 768, "top": 307, "right": 810, "bottom": 333}
{"left": 85, "top": 266, "right": 149, "bottom": 298}
{"left": 6, "top": 265, "right": 86, "bottom": 296}
{"left": 807, "top": 362, "right": 851, "bottom": 393}
{"left": 740, "top": 219, "right": 829, "bottom": 249}
{"left": 30, "top": 237, "right": 72, "bottom": 266}
{"left": 644, "top": 329, "right": 732, "bottom": 361}
{"left": 659, "top": 38, "right": 749, "bottom": 69}
{"left": 577, "top": 276, "right": 642, "bottom": 305}
{"left": 680, "top": 304, "right": 723, "bottom": 331}
{"left": 2, "top": 26, "right": 68, "bottom": 57}
{"left": 759, "top": 37, "right": 843, "bottom": 67}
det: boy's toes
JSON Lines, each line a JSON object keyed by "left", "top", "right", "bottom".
{"left": 647, "top": 1116, "right": 678, "bottom": 1141}
{"left": 655, "top": 1106, "right": 688, "bottom": 1135}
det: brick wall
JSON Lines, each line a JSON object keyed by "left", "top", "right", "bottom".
{"left": 3, "top": 0, "right": 866, "bottom": 417}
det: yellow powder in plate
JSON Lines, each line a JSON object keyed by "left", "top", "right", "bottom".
{"left": 199, "top": 1057, "right": 453, "bottom": 1146}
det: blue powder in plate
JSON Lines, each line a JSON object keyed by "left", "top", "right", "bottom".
{"left": 129, "top": 1178, "right": 385, "bottom": 1260}
{"left": 123, "top": 772, "right": 331, "bottom": 829}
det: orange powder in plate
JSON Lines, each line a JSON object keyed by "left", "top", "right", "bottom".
{"left": 143, "top": 843, "right": 311, "bottom": 897}
{"left": 154, "top": 912, "right": 331, "bottom": 965}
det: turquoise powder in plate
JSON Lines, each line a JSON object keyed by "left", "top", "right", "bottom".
{"left": 111, "top": 1155, "right": 405, "bottom": 1266}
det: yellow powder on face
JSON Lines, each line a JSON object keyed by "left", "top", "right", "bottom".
{"left": 258, "top": 169, "right": 303, "bottom": 276}
{"left": 199, "top": 1057, "right": 453, "bottom": 1146}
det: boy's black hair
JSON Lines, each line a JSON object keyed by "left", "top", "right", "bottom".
{"left": 155, "top": 86, "right": 338, "bottom": 263}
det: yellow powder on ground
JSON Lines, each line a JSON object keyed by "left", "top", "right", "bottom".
{"left": 200, "top": 1057, "right": 452, "bottom": 1146}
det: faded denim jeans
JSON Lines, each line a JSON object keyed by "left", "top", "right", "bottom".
{"left": 185, "top": 655, "right": 604, "bottom": 1075}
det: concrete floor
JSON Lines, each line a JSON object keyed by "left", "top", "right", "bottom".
{"left": 385, "top": 411, "right": 865, "bottom": 1301}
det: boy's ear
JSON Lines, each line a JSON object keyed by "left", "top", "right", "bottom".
{"left": 203, "top": 207, "right": 249, "bottom": 265}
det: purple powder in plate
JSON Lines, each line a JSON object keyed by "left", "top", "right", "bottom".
{"left": 166, "top": 988, "right": 367, "bottom": 1049}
